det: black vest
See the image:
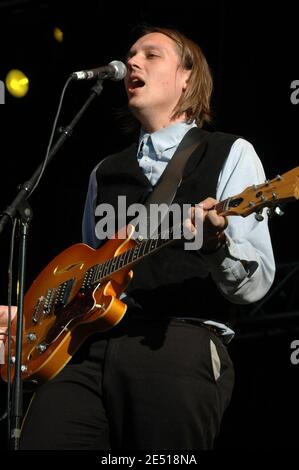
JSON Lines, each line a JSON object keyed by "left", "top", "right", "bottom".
{"left": 95, "top": 129, "right": 239, "bottom": 321}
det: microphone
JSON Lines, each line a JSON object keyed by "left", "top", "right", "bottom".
{"left": 71, "top": 60, "right": 127, "bottom": 81}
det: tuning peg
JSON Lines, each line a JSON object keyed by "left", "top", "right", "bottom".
{"left": 255, "top": 210, "right": 264, "bottom": 222}
{"left": 274, "top": 206, "right": 284, "bottom": 217}
{"left": 267, "top": 205, "right": 285, "bottom": 218}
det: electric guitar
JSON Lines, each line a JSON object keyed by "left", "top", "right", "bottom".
{"left": 1, "top": 166, "right": 299, "bottom": 384}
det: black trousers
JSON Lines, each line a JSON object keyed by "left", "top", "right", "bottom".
{"left": 20, "top": 316, "right": 234, "bottom": 450}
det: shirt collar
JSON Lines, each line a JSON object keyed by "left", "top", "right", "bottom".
{"left": 138, "top": 121, "right": 196, "bottom": 156}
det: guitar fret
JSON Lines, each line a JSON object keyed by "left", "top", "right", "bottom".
{"left": 99, "top": 263, "right": 105, "bottom": 279}
{"left": 217, "top": 198, "right": 229, "bottom": 214}
{"left": 139, "top": 240, "right": 148, "bottom": 257}
{"left": 100, "top": 263, "right": 106, "bottom": 280}
{"left": 96, "top": 263, "right": 104, "bottom": 282}
{"left": 140, "top": 240, "right": 150, "bottom": 256}
{"left": 137, "top": 244, "right": 143, "bottom": 257}
{"left": 134, "top": 246, "right": 140, "bottom": 260}
{"left": 93, "top": 264, "right": 102, "bottom": 284}
{"left": 122, "top": 248, "right": 131, "bottom": 266}
{"left": 126, "top": 248, "right": 135, "bottom": 264}
{"left": 143, "top": 240, "right": 152, "bottom": 256}
{"left": 110, "top": 254, "right": 124, "bottom": 273}
{"left": 95, "top": 263, "right": 106, "bottom": 283}
{"left": 114, "top": 255, "right": 122, "bottom": 271}
{"left": 109, "top": 256, "right": 118, "bottom": 275}
{"left": 96, "top": 263, "right": 103, "bottom": 279}
{"left": 103, "top": 258, "right": 112, "bottom": 277}
{"left": 117, "top": 253, "right": 125, "bottom": 268}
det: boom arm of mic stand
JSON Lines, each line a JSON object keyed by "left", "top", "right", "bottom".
{"left": 0, "top": 78, "right": 104, "bottom": 235}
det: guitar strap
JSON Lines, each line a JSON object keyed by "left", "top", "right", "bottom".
{"left": 141, "top": 127, "right": 209, "bottom": 237}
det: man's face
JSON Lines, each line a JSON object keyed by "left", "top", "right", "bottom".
{"left": 125, "top": 32, "right": 190, "bottom": 123}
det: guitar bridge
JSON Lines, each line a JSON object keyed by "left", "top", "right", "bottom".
{"left": 32, "top": 296, "right": 46, "bottom": 323}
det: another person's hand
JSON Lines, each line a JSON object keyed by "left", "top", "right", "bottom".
{"left": 0, "top": 305, "right": 17, "bottom": 342}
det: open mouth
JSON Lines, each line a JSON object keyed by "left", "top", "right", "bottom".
{"left": 128, "top": 78, "right": 145, "bottom": 91}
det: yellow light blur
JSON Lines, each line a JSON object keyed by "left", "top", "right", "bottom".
{"left": 5, "top": 69, "right": 29, "bottom": 98}
{"left": 53, "top": 27, "right": 63, "bottom": 43}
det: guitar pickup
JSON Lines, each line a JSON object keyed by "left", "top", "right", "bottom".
{"left": 54, "top": 278, "right": 74, "bottom": 309}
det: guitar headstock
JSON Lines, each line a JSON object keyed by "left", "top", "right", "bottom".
{"left": 220, "top": 166, "right": 299, "bottom": 218}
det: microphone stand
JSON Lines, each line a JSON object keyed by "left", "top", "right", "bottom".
{"left": 0, "top": 78, "right": 104, "bottom": 450}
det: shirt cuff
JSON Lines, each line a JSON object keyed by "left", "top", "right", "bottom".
{"left": 200, "top": 232, "right": 257, "bottom": 283}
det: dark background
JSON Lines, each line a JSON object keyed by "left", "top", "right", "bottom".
{"left": 0, "top": 0, "right": 299, "bottom": 449}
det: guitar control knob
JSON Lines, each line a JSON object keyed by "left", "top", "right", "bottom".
{"left": 27, "top": 333, "right": 37, "bottom": 342}
{"left": 36, "top": 342, "right": 47, "bottom": 353}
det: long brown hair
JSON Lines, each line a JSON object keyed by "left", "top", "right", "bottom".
{"left": 136, "top": 25, "right": 213, "bottom": 128}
